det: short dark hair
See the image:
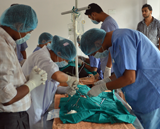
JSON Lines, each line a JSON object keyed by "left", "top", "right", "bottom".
{"left": 10, "top": 4, "right": 19, "bottom": 7}
{"left": 142, "top": 4, "right": 152, "bottom": 11}
{"left": 85, "top": 3, "right": 103, "bottom": 15}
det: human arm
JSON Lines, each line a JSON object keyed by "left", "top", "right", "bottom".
{"left": 20, "top": 42, "right": 28, "bottom": 59}
{"left": 30, "top": 55, "right": 79, "bottom": 91}
{"left": 2, "top": 66, "right": 47, "bottom": 106}
{"left": 87, "top": 70, "right": 136, "bottom": 97}
{"left": 104, "top": 52, "right": 112, "bottom": 78}
{"left": 78, "top": 58, "right": 97, "bottom": 72}
{"left": 84, "top": 58, "right": 90, "bottom": 64}
{"left": 83, "top": 63, "right": 97, "bottom": 72}
{"left": 83, "top": 56, "right": 101, "bottom": 72}
{"left": 107, "top": 70, "right": 136, "bottom": 90}
{"left": 106, "top": 52, "right": 112, "bottom": 68}
{"left": 3, "top": 85, "right": 29, "bottom": 106}
{"left": 78, "top": 56, "right": 90, "bottom": 64}
{"left": 95, "top": 73, "right": 117, "bottom": 85}
{"left": 52, "top": 71, "right": 78, "bottom": 90}
{"left": 51, "top": 71, "right": 69, "bottom": 83}
{"left": 21, "top": 50, "right": 27, "bottom": 59}
{"left": 109, "top": 73, "right": 117, "bottom": 81}
{"left": 51, "top": 71, "right": 78, "bottom": 95}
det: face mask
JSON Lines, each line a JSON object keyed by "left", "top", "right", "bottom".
{"left": 47, "top": 43, "right": 52, "bottom": 50}
{"left": 55, "top": 56, "right": 68, "bottom": 68}
{"left": 55, "top": 61, "right": 68, "bottom": 68}
{"left": 15, "top": 33, "right": 31, "bottom": 45}
{"left": 94, "top": 49, "right": 109, "bottom": 58}
{"left": 91, "top": 19, "right": 100, "bottom": 24}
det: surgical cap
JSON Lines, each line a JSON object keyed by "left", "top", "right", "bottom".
{"left": 38, "top": 32, "right": 53, "bottom": 45}
{"left": 0, "top": 4, "right": 38, "bottom": 33}
{"left": 48, "top": 35, "right": 77, "bottom": 61}
{"left": 80, "top": 28, "right": 106, "bottom": 55}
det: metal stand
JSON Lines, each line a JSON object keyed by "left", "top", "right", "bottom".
{"left": 61, "top": 0, "right": 88, "bottom": 79}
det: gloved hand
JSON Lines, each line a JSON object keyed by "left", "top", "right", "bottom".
{"left": 66, "top": 87, "right": 76, "bottom": 96}
{"left": 78, "top": 58, "right": 84, "bottom": 65}
{"left": 104, "top": 66, "right": 111, "bottom": 78}
{"left": 34, "top": 67, "right": 41, "bottom": 73}
{"left": 66, "top": 76, "right": 79, "bottom": 90}
{"left": 87, "top": 81, "right": 107, "bottom": 97}
{"left": 94, "top": 77, "right": 111, "bottom": 85}
{"left": 25, "top": 66, "right": 47, "bottom": 91}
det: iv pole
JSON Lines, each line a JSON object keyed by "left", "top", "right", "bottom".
{"left": 61, "top": 0, "right": 87, "bottom": 79}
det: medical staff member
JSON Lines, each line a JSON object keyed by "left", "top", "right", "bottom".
{"left": 77, "top": 38, "right": 103, "bottom": 79}
{"left": 80, "top": 28, "right": 160, "bottom": 129}
{"left": 79, "top": 56, "right": 103, "bottom": 79}
{"left": 0, "top": 5, "right": 47, "bottom": 129}
{"left": 33, "top": 32, "right": 52, "bottom": 52}
{"left": 78, "top": 51, "right": 103, "bottom": 79}
{"left": 85, "top": 3, "right": 119, "bottom": 78}
{"left": 22, "top": 35, "right": 79, "bottom": 128}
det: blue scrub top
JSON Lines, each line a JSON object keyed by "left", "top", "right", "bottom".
{"left": 101, "top": 16, "right": 119, "bottom": 33}
{"left": 110, "top": 29, "right": 160, "bottom": 114}
{"left": 100, "top": 16, "right": 119, "bottom": 73}
{"left": 88, "top": 55, "right": 103, "bottom": 79}
{"left": 33, "top": 46, "right": 41, "bottom": 52}
{"left": 16, "top": 42, "right": 28, "bottom": 62}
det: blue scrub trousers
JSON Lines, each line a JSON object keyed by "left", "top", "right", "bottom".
{"left": 134, "top": 108, "right": 160, "bottom": 129}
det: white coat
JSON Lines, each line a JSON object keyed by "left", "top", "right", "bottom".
{"left": 22, "top": 46, "right": 59, "bottom": 127}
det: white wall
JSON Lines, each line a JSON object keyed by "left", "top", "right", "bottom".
{"left": 138, "top": 0, "right": 147, "bottom": 20}
{"left": 0, "top": 0, "right": 158, "bottom": 57}
{"left": 147, "top": 0, "right": 160, "bottom": 19}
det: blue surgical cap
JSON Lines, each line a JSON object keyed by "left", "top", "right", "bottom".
{"left": 80, "top": 28, "right": 106, "bottom": 55}
{"left": 48, "top": 35, "right": 77, "bottom": 61}
{"left": 38, "top": 32, "right": 53, "bottom": 45}
{"left": 0, "top": 4, "right": 38, "bottom": 33}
